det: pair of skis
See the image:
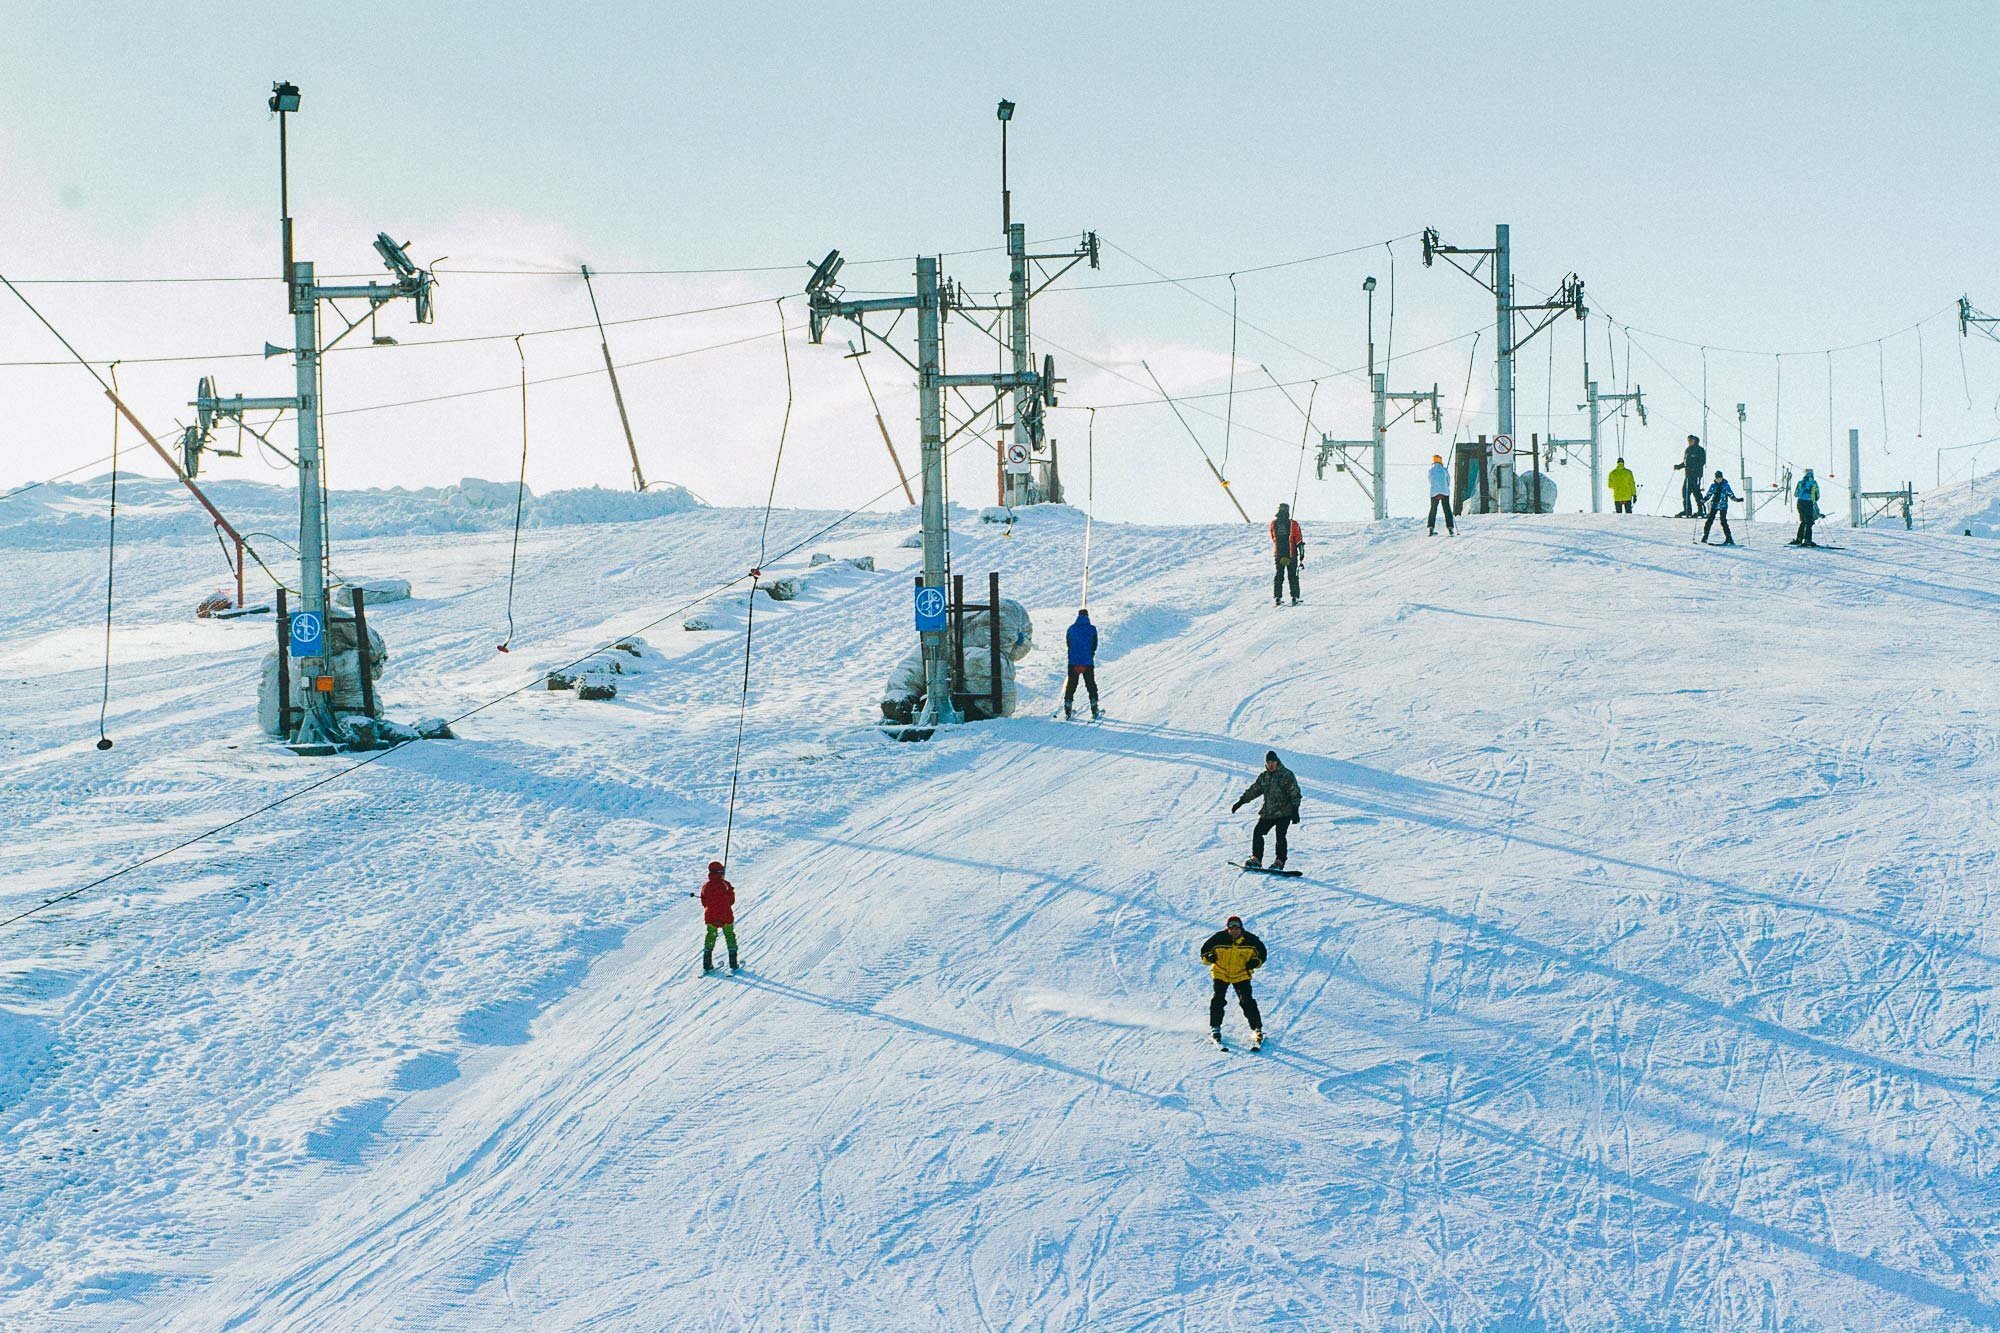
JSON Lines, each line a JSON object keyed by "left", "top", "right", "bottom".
{"left": 1210, "top": 1029, "right": 1265, "bottom": 1054}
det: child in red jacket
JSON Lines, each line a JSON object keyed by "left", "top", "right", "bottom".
{"left": 698, "top": 862, "right": 740, "bottom": 973}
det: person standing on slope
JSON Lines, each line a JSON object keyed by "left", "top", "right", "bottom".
{"left": 1700, "top": 470, "right": 1741, "bottom": 545}
{"left": 1063, "top": 608, "right": 1101, "bottom": 721}
{"left": 1608, "top": 457, "right": 1638, "bottom": 514}
{"left": 1270, "top": 503, "right": 1304, "bottom": 607}
{"left": 1200, "top": 914, "right": 1267, "bottom": 1049}
{"left": 1426, "top": 454, "right": 1456, "bottom": 536}
{"left": 1791, "top": 469, "right": 1822, "bottom": 547}
{"left": 1230, "top": 750, "right": 1302, "bottom": 870}
{"left": 696, "top": 861, "right": 740, "bottom": 973}
{"left": 1672, "top": 435, "right": 1709, "bottom": 517}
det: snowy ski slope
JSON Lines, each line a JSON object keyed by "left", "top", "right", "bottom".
{"left": 3, "top": 495, "right": 1999, "bottom": 1330}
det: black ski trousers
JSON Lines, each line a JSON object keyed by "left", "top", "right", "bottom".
{"left": 1703, "top": 508, "right": 1733, "bottom": 543}
{"left": 1211, "top": 978, "right": 1262, "bottom": 1031}
{"left": 1272, "top": 558, "right": 1300, "bottom": 603}
{"left": 1614, "top": 499, "right": 1634, "bottom": 514}
{"left": 1427, "top": 494, "right": 1455, "bottom": 534}
{"left": 1252, "top": 816, "right": 1290, "bottom": 863}
{"left": 1681, "top": 473, "right": 1707, "bottom": 517}
{"left": 1795, "top": 500, "right": 1817, "bottom": 545}
{"left": 1063, "top": 666, "right": 1099, "bottom": 710}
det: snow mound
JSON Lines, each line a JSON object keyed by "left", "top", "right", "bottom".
{"left": 1919, "top": 467, "right": 2000, "bottom": 537}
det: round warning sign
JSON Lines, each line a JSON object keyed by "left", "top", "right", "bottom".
{"left": 1491, "top": 434, "right": 1514, "bottom": 458}
{"left": 1004, "top": 442, "right": 1030, "bottom": 465}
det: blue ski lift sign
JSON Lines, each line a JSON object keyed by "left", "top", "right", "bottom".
{"left": 914, "top": 585, "right": 947, "bottom": 632}
{"left": 290, "top": 610, "right": 325, "bottom": 658}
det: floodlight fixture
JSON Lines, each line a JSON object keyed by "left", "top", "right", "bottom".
{"left": 270, "top": 81, "right": 301, "bottom": 113}
{"left": 996, "top": 99, "right": 1015, "bottom": 122}
{"left": 1363, "top": 276, "right": 1376, "bottom": 293}
{"left": 1736, "top": 402, "right": 1747, "bottom": 422}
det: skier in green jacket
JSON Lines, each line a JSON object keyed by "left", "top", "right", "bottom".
{"left": 1229, "top": 750, "right": 1302, "bottom": 870}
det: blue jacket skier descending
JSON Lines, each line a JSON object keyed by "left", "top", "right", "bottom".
{"left": 1701, "top": 472, "right": 1740, "bottom": 545}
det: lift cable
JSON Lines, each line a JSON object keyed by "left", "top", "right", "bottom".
{"left": 497, "top": 335, "right": 530, "bottom": 653}
{"left": 720, "top": 298, "right": 796, "bottom": 869}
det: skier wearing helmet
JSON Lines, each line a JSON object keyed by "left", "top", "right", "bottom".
{"left": 1426, "top": 454, "right": 1456, "bottom": 536}
{"left": 696, "top": 861, "right": 740, "bottom": 973}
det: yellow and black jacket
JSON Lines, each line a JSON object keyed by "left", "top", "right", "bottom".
{"left": 1200, "top": 930, "right": 1267, "bottom": 984}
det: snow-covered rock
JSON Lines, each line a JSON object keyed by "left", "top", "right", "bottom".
{"left": 332, "top": 578, "right": 412, "bottom": 608}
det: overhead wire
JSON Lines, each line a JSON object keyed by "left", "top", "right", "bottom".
{"left": 0, "top": 294, "right": 791, "bottom": 369}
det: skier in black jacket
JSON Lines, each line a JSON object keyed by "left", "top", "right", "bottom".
{"left": 1672, "top": 435, "right": 1709, "bottom": 517}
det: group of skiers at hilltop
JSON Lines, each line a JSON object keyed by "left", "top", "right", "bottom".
{"left": 1608, "top": 434, "right": 1828, "bottom": 546}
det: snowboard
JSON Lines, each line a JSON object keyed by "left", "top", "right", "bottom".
{"left": 1231, "top": 861, "right": 1303, "bottom": 877}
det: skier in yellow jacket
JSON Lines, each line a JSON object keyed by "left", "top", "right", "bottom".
{"left": 1608, "top": 458, "right": 1638, "bottom": 514}
{"left": 1199, "top": 915, "right": 1267, "bottom": 1049}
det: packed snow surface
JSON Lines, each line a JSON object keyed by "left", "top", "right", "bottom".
{"left": 3, "top": 492, "right": 1999, "bottom": 1330}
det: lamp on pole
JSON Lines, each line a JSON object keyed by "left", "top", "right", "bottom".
{"left": 1363, "top": 275, "right": 1377, "bottom": 382}
{"left": 996, "top": 98, "right": 1014, "bottom": 233}
{"left": 269, "top": 81, "right": 300, "bottom": 279}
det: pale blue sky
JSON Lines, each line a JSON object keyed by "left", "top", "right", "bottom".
{"left": 4, "top": 2, "right": 1997, "bottom": 521}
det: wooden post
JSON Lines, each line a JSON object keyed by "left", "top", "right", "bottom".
{"left": 350, "top": 587, "right": 378, "bottom": 719}
{"left": 1478, "top": 435, "right": 1492, "bottom": 514}
{"left": 276, "top": 587, "right": 294, "bottom": 737}
{"left": 951, "top": 573, "right": 967, "bottom": 702}
{"left": 988, "top": 572, "right": 1003, "bottom": 718}
{"left": 1532, "top": 433, "right": 1543, "bottom": 513}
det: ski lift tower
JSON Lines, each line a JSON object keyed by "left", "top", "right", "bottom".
{"left": 1545, "top": 301, "right": 1645, "bottom": 512}
{"left": 1422, "top": 226, "right": 1585, "bottom": 510}
{"left": 184, "top": 81, "right": 435, "bottom": 752}
{"left": 995, "top": 99, "right": 1098, "bottom": 508}
{"left": 805, "top": 249, "right": 1048, "bottom": 731}
{"left": 1316, "top": 275, "right": 1440, "bottom": 517}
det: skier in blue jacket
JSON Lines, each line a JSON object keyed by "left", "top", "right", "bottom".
{"left": 1426, "top": 454, "right": 1456, "bottom": 536}
{"left": 1790, "top": 470, "right": 1822, "bottom": 547}
{"left": 1700, "top": 471, "right": 1740, "bottom": 545}
{"left": 1063, "top": 609, "right": 1100, "bottom": 720}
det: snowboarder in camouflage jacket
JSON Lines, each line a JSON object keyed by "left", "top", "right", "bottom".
{"left": 1230, "top": 750, "right": 1301, "bottom": 869}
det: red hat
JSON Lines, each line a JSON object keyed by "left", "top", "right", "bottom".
{"left": 708, "top": 861, "right": 725, "bottom": 875}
